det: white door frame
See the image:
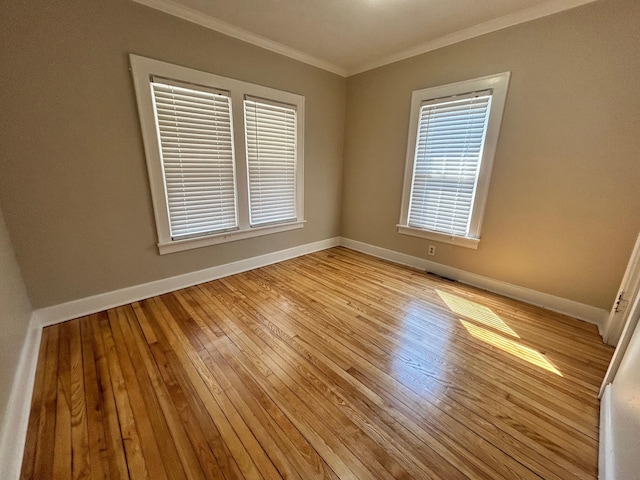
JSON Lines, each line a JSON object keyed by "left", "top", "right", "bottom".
{"left": 600, "top": 288, "right": 640, "bottom": 397}
{"left": 603, "top": 231, "right": 640, "bottom": 346}
{"left": 600, "top": 230, "right": 640, "bottom": 397}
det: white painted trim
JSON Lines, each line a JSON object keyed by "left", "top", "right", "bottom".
{"left": 130, "top": 0, "right": 596, "bottom": 77}
{"left": 129, "top": 0, "right": 347, "bottom": 76}
{"left": 35, "top": 237, "right": 340, "bottom": 327}
{"left": 397, "top": 225, "right": 480, "bottom": 249}
{"left": 340, "top": 237, "right": 608, "bottom": 331}
{"left": 158, "top": 222, "right": 306, "bottom": 254}
{"left": 603, "top": 230, "right": 640, "bottom": 346}
{"left": 348, "top": 0, "right": 598, "bottom": 75}
{"left": 130, "top": 54, "right": 306, "bottom": 255}
{"left": 397, "top": 72, "right": 510, "bottom": 249}
{"left": 599, "top": 384, "right": 615, "bottom": 480}
{"left": 0, "top": 314, "right": 43, "bottom": 480}
{"left": 1, "top": 234, "right": 608, "bottom": 479}
{"left": 1, "top": 236, "right": 340, "bottom": 478}
{"left": 600, "top": 288, "right": 640, "bottom": 397}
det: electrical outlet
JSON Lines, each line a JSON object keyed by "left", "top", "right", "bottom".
{"left": 428, "top": 245, "right": 436, "bottom": 256}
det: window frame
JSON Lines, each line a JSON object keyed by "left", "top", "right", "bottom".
{"left": 243, "top": 95, "right": 300, "bottom": 227}
{"left": 130, "top": 54, "right": 305, "bottom": 255}
{"left": 397, "top": 72, "right": 510, "bottom": 249}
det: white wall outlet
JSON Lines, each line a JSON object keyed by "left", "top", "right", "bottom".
{"left": 428, "top": 245, "right": 436, "bottom": 256}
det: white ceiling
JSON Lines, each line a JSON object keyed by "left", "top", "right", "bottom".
{"left": 133, "top": 0, "right": 596, "bottom": 76}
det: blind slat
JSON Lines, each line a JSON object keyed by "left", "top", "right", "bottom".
{"left": 244, "top": 98, "right": 298, "bottom": 227}
{"left": 408, "top": 94, "right": 492, "bottom": 236}
{"left": 152, "top": 81, "right": 238, "bottom": 239}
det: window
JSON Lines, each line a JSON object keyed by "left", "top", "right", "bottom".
{"left": 130, "top": 55, "right": 304, "bottom": 254}
{"left": 398, "top": 72, "right": 510, "bottom": 249}
{"left": 244, "top": 97, "right": 298, "bottom": 226}
{"left": 151, "top": 80, "right": 237, "bottom": 239}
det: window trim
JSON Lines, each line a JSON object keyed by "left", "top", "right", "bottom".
{"left": 397, "top": 72, "right": 510, "bottom": 249}
{"left": 243, "top": 95, "right": 300, "bottom": 227}
{"left": 130, "top": 54, "right": 305, "bottom": 255}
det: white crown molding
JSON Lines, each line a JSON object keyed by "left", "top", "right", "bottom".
{"left": 0, "top": 314, "right": 43, "bottom": 480}
{"left": 348, "top": 0, "right": 599, "bottom": 76}
{"left": 131, "top": 0, "right": 597, "bottom": 78}
{"left": 129, "top": 0, "right": 348, "bottom": 77}
{"left": 340, "top": 237, "right": 608, "bottom": 333}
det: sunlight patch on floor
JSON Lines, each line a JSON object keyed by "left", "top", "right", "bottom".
{"left": 460, "top": 320, "right": 562, "bottom": 376}
{"left": 436, "top": 290, "right": 519, "bottom": 337}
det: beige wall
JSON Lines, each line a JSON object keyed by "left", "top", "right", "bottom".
{"left": 1, "top": 0, "right": 639, "bottom": 313}
{"left": 0, "top": 0, "right": 346, "bottom": 308}
{"left": 0, "top": 207, "right": 32, "bottom": 429}
{"left": 342, "top": 0, "right": 640, "bottom": 310}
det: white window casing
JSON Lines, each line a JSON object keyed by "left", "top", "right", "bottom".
{"left": 398, "top": 72, "right": 510, "bottom": 249}
{"left": 130, "top": 54, "right": 305, "bottom": 254}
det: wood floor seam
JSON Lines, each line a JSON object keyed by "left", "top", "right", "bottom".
{"left": 21, "top": 247, "right": 612, "bottom": 480}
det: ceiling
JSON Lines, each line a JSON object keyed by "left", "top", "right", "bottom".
{"left": 132, "top": 0, "right": 596, "bottom": 76}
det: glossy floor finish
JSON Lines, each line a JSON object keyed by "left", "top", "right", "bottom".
{"left": 21, "top": 247, "right": 613, "bottom": 479}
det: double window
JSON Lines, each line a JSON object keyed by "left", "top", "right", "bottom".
{"left": 398, "top": 73, "right": 510, "bottom": 249}
{"left": 130, "top": 55, "right": 304, "bottom": 254}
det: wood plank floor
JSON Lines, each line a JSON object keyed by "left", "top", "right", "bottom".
{"left": 21, "top": 247, "right": 613, "bottom": 479}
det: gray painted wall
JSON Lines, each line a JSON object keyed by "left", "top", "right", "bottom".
{"left": 1, "top": 1, "right": 639, "bottom": 316}
{"left": 0, "top": 0, "right": 346, "bottom": 308}
{"left": 342, "top": 0, "right": 640, "bottom": 309}
{"left": 0, "top": 207, "right": 32, "bottom": 434}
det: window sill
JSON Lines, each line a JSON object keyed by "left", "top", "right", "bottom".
{"left": 397, "top": 225, "right": 480, "bottom": 250}
{"left": 158, "top": 220, "right": 305, "bottom": 254}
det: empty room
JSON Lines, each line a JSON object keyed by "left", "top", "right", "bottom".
{"left": 1, "top": 0, "right": 640, "bottom": 478}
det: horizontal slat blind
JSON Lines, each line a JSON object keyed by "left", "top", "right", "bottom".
{"left": 244, "top": 97, "right": 297, "bottom": 226}
{"left": 408, "top": 92, "right": 492, "bottom": 237}
{"left": 151, "top": 81, "right": 237, "bottom": 239}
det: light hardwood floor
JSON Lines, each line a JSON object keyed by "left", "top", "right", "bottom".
{"left": 21, "top": 247, "right": 613, "bottom": 479}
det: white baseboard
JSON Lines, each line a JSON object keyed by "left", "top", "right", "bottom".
{"left": 35, "top": 237, "right": 340, "bottom": 327}
{"left": 599, "top": 384, "right": 614, "bottom": 480}
{"left": 1, "top": 236, "right": 341, "bottom": 480}
{"left": 339, "top": 237, "right": 609, "bottom": 332}
{"left": 0, "top": 314, "right": 42, "bottom": 480}
{"left": 32, "top": 234, "right": 608, "bottom": 333}
{"left": 2, "top": 235, "right": 609, "bottom": 479}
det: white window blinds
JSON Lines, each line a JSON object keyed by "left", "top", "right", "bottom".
{"left": 408, "top": 92, "right": 492, "bottom": 237}
{"left": 244, "top": 96, "right": 297, "bottom": 227}
{"left": 151, "top": 80, "right": 238, "bottom": 239}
